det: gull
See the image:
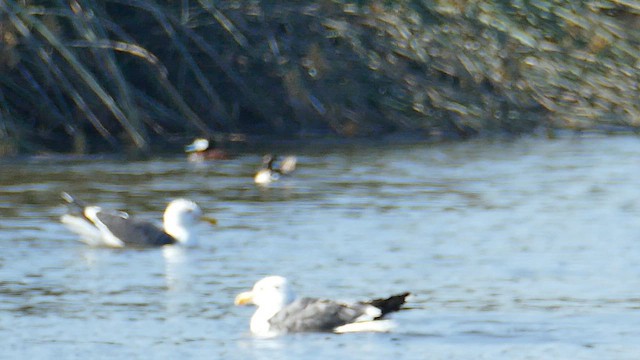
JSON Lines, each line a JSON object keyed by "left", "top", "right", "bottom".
{"left": 235, "top": 275, "right": 409, "bottom": 336}
{"left": 60, "top": 192, "right": 216, "bottom": 247}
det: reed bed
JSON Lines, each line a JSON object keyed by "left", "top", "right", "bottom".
{"left": 1, "top": 1, "right": 639, "bottom": 155}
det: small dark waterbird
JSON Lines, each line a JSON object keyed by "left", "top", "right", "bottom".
{"left": 254, "top": 154, "right": 297, "bottom": 185}
{"left": 185, "top": 138, "right": 230, "bottom": 161}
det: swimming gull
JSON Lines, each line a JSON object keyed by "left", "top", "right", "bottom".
{"left": 254, "top": 154, "right": 297, "bottom": 185}
{"left": 60, "top": 192, "right": 216, "bottom": 247}
{"left": 235, "top": 275, "right": 409, "bottom": 336}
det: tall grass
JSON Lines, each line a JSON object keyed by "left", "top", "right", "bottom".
{"left": 1, "top": 1, "right": 640, "bottom": 155}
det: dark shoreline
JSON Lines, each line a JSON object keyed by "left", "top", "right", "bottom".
{"left": 3, "top": 128, "right": 639, "bottom": 161}
{"left": 2, "top": 2, "right": 640, "bottom": 156}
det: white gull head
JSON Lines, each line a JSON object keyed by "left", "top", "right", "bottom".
{"left": 235, "top": 275, "right": 296, "bottom": 335}
{"left": 163, "top": 199, "right": 204, "bottom": 246}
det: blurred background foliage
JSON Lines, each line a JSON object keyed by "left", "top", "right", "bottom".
{"left": 1, "top": 0, "right": 639, "bottom": 155}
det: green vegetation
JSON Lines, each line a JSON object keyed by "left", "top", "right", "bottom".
{"left": 1, "top": 1, "right": 640, "bottom": 155}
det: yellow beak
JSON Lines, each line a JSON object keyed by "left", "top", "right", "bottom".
{"left": 234, "top": 291, "right": 253, "bottom": 306}
{"left": 201, "top": 216, "right": 218, "bottom": 225}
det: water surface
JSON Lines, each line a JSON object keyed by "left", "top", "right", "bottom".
{"left": 1, "top": 136, "right": 640, "bottom": 359}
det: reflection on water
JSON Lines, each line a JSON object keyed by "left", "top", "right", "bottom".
{"left": 2, "top": 136, "right": 640, "bottom": 359}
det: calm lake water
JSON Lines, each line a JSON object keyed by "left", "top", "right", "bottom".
{"left": 1, "top": 135, "right": 640, "bottom": 359}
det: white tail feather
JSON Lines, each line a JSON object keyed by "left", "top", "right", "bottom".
{"left": 82, "top": 207, "right": 125, "bottom": 247}
{"left": 334, "top": 320, "right": 396, "bottom": 334}
{"left": 60, "top": 214, "right": 103, "bottom": 246}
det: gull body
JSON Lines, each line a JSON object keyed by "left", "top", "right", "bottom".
{"left": 235, "top": 275, "right": 409, "bottom": 337}
{"left": 60, "top": 193, "right": 216, "bottom": 247}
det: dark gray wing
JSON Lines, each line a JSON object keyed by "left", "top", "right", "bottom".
{"left": 61, "top": 192, "right": 89, "bottom": 218}
{"left": 268, "top": 297, "right": 370, "bottom": 332}
{"left": 94, "top": 212, "right": 176, "bottom": 247}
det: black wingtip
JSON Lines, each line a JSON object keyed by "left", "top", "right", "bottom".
{"left": 368, "top": 292, "right": 410, "bottom": 318}
{"left": 61, "top": 192, "right": 74, "bottom": 203}
{"left": 61, "top": 192, "right": 86, "bottom": 213}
